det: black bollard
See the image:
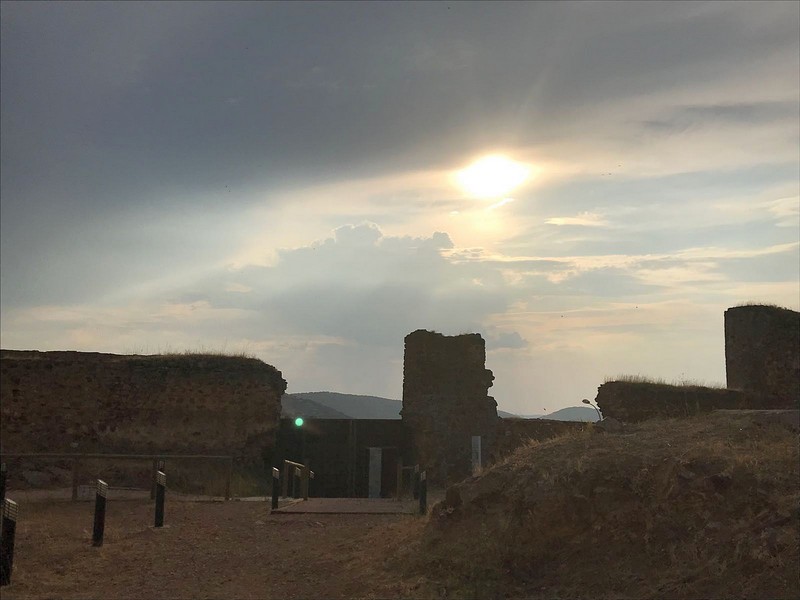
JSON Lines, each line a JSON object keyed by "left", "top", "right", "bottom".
{"left": 0, "top": 463, "right": 6, "bottom": 507}
{"left": 413, "top": 464, "right": 420, "bottom": 500}
{"left": 418, "top": 470, "right": 427, "bottom": 515}
{"left": 0, "top": 499, "right": 18, "bottom": 586}
{"left": 92, "top": 480, "right": 108, "bottom": 547}
{"left": 271, "top": 467, "right": 280, "bottom": 510}
{"left": 154, "top": 471, "right": 166, "bottom": 528}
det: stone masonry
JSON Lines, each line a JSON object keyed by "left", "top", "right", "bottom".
{"left": 0, "top": 350, "right": 287, "bottom": 460}
{"left": 725, "top": 305, "right": 800, "bottom": 405}
{"left": 401, "top": 330, "right": 497, "bottom": 483}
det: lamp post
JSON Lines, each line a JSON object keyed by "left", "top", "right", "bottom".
{"left": 582, "top": 398, "right": 602, "bottom": 421}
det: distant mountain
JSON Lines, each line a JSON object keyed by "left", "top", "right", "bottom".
{"left": 282, "top": 391, "right": 520, "bottom": 420}
{"left": 285, "top": 391, "right": 402, "bottom": 419}
{"left": 518, "top": 406, "right": 600, "bottom": 422}
{"left": 281, "top": 394, "right": 351, "bottom": 419}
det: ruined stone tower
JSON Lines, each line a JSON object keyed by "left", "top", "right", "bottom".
{"left": 401, "top": 330, "right": 497, "bottom": 483}
{"left": 724, "top": 305, "right": 800, "bottom": 405}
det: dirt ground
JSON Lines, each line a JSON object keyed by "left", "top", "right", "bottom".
{"left": 1, "top": 498, "right": 429, "bottom": 599}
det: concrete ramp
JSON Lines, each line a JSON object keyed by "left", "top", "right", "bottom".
{"left": 271, "top": 497, "right": 418, "bottom": 514}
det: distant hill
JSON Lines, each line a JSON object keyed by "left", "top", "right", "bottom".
{"left": 282, "top": 391, "right": 519, "bottom": 420}
{"left": 517, "top": 406, "right": 600, "bottom": 422}
{"left": 285, "top": 391, "right": 402, "bottom": 419}
{"left": 281, "top": 394, "right": 351, "bottom": 419}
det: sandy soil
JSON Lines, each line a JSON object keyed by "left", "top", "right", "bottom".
{"left": 1, "top": 498, "right": 427, "bottom": 599}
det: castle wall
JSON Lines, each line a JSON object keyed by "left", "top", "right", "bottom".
{"left": 0, "top": 350, "right": 286, "bottom": 460}
{"left": 401, "top": 330, "right": 497, "bottom": 483}
{"left": 595, "top": 380, "right": 791, "bottom": 423}
{"left": 725, "top": 305, "right": 800, "bottom": 405}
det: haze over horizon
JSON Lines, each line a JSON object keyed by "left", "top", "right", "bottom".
{"left": 1, "top": 2, "right": 798, "bottom": 415}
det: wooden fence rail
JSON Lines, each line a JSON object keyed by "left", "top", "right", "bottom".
{"left": 0, "top": 453, "right": 235, "bottom": 501}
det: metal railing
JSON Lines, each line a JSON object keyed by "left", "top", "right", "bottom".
{"left": 280, "top": 459, "right": 314, "bottom": 500}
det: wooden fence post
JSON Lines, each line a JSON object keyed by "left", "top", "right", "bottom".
{"left": 271, "top": 467, "right": 280, "bottom": 510}
{"left": 0, "top": 499, "right": 18, "bottom": 586}
{"left": 154, "top": 471, "right": 166, "bottom": 528}
{"left": 92, "top": 480, "right": 108, "bottom": 547}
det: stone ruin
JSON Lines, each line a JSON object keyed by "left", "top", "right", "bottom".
{"left": 725, "top": 304, "right": 800, "bottom": 404}
{"left": 400, "top": 330, "right": 498, "bottom": 483}
{"left": 0, "top": 350, "right": 287, "bottom": 458}
{"left": 596, "top": 304, "right": 799, "bottom": 421}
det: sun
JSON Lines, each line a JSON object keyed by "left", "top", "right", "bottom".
{"left": 455, "top": 155, "right": 531, "bottom": 199}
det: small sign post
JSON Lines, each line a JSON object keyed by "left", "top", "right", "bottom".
{"left": 271, "top": 467, "right": 280, "bottom": 510}
{"left": 0, "top": 499, "right": 18, "bottom": 586}
{"left": 92, "top": 480, "right": 108, "bottom": 547}
{"left": 154, "top": 471, "right": 166, "bottom": 528}
{"left": 413, "top": 464, "right": 420, "bottom": 500}
{"left": 418, "top": 470, "right": 427, "bottom": 515}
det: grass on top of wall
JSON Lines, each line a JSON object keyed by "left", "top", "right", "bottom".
{"left": 603, "top": 374, "right": 726, "bottom": 389}
{"left": 732, "top": 301, "right": 797, "bottom": 312}
{"left": 124, "top": 344, "right": 258, "bottom": 360}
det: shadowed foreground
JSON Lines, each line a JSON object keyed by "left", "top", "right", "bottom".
{"left": 1, "top": 500, "right": 423, "bottom": 600}
{"left": 401, "top": 411, "right": 800, "bottom": 599}
{"left": 4, "top": 411, "right": 798, "bottom": 600}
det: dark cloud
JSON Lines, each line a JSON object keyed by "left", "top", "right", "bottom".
{"left": 642, "top": 101, "right": 799, "bottom": 132}
{"left": 1, "top": 2, "right": 797, "bottom": 411}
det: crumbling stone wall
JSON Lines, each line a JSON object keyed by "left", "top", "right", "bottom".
{"left": 401, "top": 330, "right": 497, "bottom": 483}
{"left": 0, "top": 350, "right": 286, "bottom": 459}
{"left": 725, "top": 305, "right": 800, "bottom": 405}
{"left": 595, "top": 381, "right": 791, "bottom": 423}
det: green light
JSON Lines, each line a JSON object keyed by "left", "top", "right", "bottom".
{"left": 294, "top": 417, "right": 304, "bottom": 427}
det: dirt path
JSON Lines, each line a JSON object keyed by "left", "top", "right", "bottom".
{"left": 2, "top": 498, "right": 429, "bottom": 599}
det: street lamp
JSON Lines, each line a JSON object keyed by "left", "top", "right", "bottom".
{"left": 582, "top": 398, "right": 602, "bottom": 421}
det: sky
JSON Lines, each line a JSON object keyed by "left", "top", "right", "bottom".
{"left": 1, "top": 1, "right": 798, "bottom": 415}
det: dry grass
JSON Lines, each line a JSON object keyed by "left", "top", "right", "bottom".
{"left": 123, "top": 343, "right": 258, "bottom": 360}
{"left": 732, "top": 302, "right": 795, "bottom": 311}
{"left": 393, "top": 412, "right": 800, "bottom": 599}
{"left": 604, "top": 373, "right": 726, "bottom": 389}
{"left": 2, "top": 502, "right": 417, "bottom": 600}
